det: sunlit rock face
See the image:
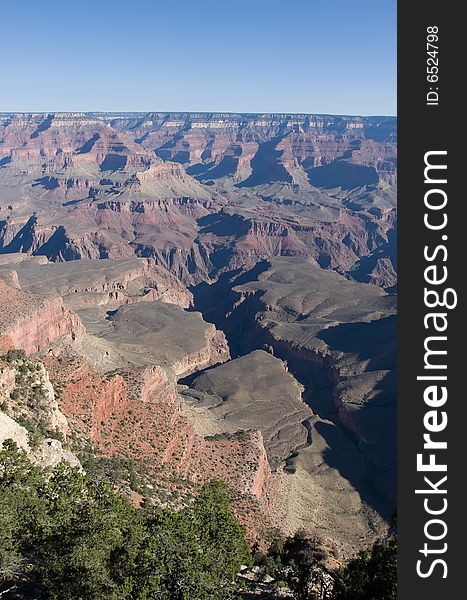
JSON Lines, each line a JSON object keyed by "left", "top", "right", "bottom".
{"left": 0, "top": 112, "right": 396, "bottom": 288}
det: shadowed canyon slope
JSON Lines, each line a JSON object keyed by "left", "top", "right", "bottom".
{"left": 190, "top": 257, "right": 396, "bottom": 544}
{"left": 0, "top": 112, "right": 397, "bottom": 557}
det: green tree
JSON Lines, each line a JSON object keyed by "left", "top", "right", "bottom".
{"left": 135, "top": 508, "right": 205, "bottom": 599}
{"left": 0, "top": 440, "right": 46, "bottom": 593}
{"left": 133, "top": 481, "right": 250, "bottom": 599}
{"left": 1, "top": 443, "right": 251, "bottom": 599}
{"left": 193, "top": 481, "right": 251, "bottom": 597}
{"left": 332, "top": 536, "right": 397, "bottom": 600}
{"left": 33, "top": 465, "right": 145, "bottom": 600}
{"left": 287, "top": 560, "right": 332, "bottom": 600}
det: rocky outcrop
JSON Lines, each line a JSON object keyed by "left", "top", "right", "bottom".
{"left": 0, "top": 353, "right": 67, "bottom": 434}
{"left": 76, "top": 300, "right": 230, "bottom": 378}
{"left": 0, "top": 280, "right": 84, "bottom": 355}
{"left": 0, "top": 353, "right": 80, "bottom": 469}
{"left": 0, "top": 256, "right": 193, "bottom": 311}
{"left": 182, "top": 350, "right": 311, "bottom": 468}
{"left": 0, "top": 412, "right": 80, "bottom": 469}
{"left": 44, "top": 354, "right": 275, "bottom": 539}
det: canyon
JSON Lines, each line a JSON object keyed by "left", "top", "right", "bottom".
{"left": 0, "top": 112, "right": 396, "bottom": 558}
{"left": 0, "top": 112, "right": 396, "bottom": 288}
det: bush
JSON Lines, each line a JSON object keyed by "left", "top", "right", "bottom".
{"left": 1, "top": 349, "right": 27, "bottom": 363}
{"left": 332, "top": 537, "right": 397, "bottom": 600}
{"left": 0, "top": 441, "right": 251, "bottom": 599}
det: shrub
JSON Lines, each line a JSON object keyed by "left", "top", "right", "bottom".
{"left": 0, "top": 442, "right": 251, "bottom": 599}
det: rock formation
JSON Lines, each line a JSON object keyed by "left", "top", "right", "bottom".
{"left": 177, "top": 259, "right": 396, "bottom": 554}
{"left": 0, "top": 111, "right": 397, "bottom": 557}
{"left": 0, "top": 351, "right": 80, "bottom": 469}
{"left": 181, "top": 350, "right": 310, "bottom": 468}
{"left": 0, "top": 254, "right": 193, "bottom": 310}
{"left": 0, "top": 112, "right": 396, "bottom": 288}
{"left": 0, "top": 280, "right": 84, "bottom": 354}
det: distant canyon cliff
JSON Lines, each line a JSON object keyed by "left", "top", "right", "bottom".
{"left": 0, "top": 112, "right": 396, "bottom": 289}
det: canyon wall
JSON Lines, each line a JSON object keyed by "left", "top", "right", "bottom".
{"left": 0, "top": 112, "right": 396, "bottom": 289}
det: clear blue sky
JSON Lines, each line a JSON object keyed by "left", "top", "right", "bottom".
{"left": 0, "top": 0, "right": 396, "bottom": 116}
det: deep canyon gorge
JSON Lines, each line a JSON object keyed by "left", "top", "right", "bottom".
{"left": 0, "top": 112, "right": 397, "bottom": 559}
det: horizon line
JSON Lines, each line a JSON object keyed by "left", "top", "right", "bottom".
{"left": 0, "top": 110, "right": 397, "bottom": 119}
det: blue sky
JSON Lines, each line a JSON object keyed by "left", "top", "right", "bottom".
{"left": 0, "top": 0, "right": 396, "bottom": 115}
